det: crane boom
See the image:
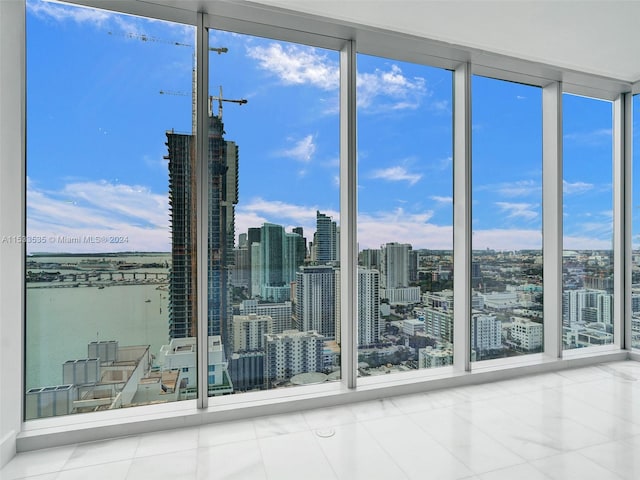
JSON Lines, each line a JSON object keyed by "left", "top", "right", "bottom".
{"left": 209, "top": 86, "right": 247, "bottom": 120}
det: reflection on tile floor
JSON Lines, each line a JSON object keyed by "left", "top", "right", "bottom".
{"left": 3, "top": 361, "right": 640, "bottom": 479}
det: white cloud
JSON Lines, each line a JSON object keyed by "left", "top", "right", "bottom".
{"left": 369, "top": 166, "right": 422, "bottom": 185}
{"left": 564, "top": 128, "right": 612, "bottom": 146}
{"left": 238, "top": 197, "right": 337, "bottom": 227}
{"left": 246, "top": 43, "right": 433, "bottom": 112}
{"left": 495, "top": 202, "right": 539, "bottom": 221}
{"left": 357, "top": 64, "right": 427, "bottom": 110}
{"left": 484, "top": 180, "right": 540, "bottom": 197}
{"left": 358, "top": 208, "right": 450, "bottom": 250}
{"left": 430, "top": 196, "right": 453, "bottom": 205}
{"left": 246, "top": 43, "right": 339, "bottom": 90}
{"left": 563, "top": 180, "right": 594, "bottom": 194}
{"left": 27, "top": 178, "right": 170, "bottom": 253}
{"left": 28, "top": 0, "right": 112, "bottom": 26}
{"left": 280, "top": 135, "right": 316, "bottom": 163}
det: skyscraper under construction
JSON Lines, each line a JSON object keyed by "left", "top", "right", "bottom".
{"left": 165, "top": 110, "right": 238, "bottom": 354}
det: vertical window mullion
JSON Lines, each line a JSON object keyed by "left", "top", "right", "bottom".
{"left": 453, "top": 62, "right": 471, "bottom": 372}
{"left": 340, "top": 39, "right": 357, "bottom": 389}
{"left": 196, "top": 11, "right": 209, "bottom": 409}
{"left": 543, "top": 81, "right": 563, "bottom": 359}
{"left": 614, "top": 93, "right": 631, "bottom": 348}
{"left": 624, "top": 93, "right": 633, "bottom": 350}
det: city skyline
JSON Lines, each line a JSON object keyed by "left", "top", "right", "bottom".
{"left": 25, "top": 0, "right": 620, "bottom": 256}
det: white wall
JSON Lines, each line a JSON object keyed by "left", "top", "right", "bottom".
{"left": 0, "top": 0, "right": 25, "bottom": 468}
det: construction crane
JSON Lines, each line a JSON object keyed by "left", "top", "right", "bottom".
{"left": 209, "top": 86, "right": 247, "bottom": 120}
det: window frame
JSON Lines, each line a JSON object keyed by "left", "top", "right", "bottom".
{"left": 8, "top": 0, "right": 635, "bottom": 451}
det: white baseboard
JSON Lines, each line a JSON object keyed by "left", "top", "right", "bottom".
{"left": 0, "top": 429, "right": 16, "bottom": 469}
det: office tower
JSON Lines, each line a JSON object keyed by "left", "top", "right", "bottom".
{"left": 292, "top": 226, "right": 307, "bottom": 258}
{"left": 238, "top": 233, "right": 248, "bottom": 248}
{"left": 295, "top": 265, "right": 336, "bottom": 338}
{"left": 231, "top": 246, "right": 250, "bottom": 288}
{"left": 250, "top": 224, "right": 304, "bottom": 302}
{"left": 261, "top": 223, "right": 284, "bottom": 289}
{"left": 408, "top": 249, "right": 419, "bottom": 282}
{"left": 315, "top": 210, "right": 337, "bottom": 264}
{"left": 284, "top": 232, "right": 305, "bottom": 283}
{"left": 359, "top": 248, "right": 380, "bottom": 269}
{"left": 380, "top": 242, "right": 411, "bottom": 289}
{"left": 166, "top": 112, "right": 238, "bottom": 352}
{"left": 264, "top": 330, "right": 324, "bottom": 386}
{"left": 246, "top": 227, "right": 261, "bottom": 292}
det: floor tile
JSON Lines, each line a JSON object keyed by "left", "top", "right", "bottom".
{"left": 531, "top": 451, "right": 625, "bottom": 480}
{"left": 348, "top": 397, "right": 403, "bottom": 421}
{"left": 253, "top": 412, "right": 308, "bottom": 438}
{"left": 134, "top": 426, "right": 199, "bottom": 458}
{"left": 199, "top": 419, "right": 256, "bottom": 447}
{"left": 56, "top": 459, "right": 132, "bottom": 480}
{"left": 453, "top": 400, "right": 562, "bottom": 460}
{"left": 315, "top": 423, "right": 408, "bottom": 480}
{"left": 258, "top": 430, "right": 337, "bottom": 480}
{"left": 477, "top": 463, "right": 552, "bottom": 480}
{"left": 62, "top": 436, "right": 139, "bottom": 470}
{"left": 409, "top": 408, "right": 525, "bottom": 474}
{"left": 576, "top": 438, "right": 640, "bottom": 480}
{"left": 1, "top": 445, "right": 76, "bottom": 480}
{"left": 126, "top": 449, "right": 198, "bottom": 480}
{"left": 196, "top": 439, "right": 266, "bottom": 480}
{"left": 362, "top": 414, "right": 473, "bottom": 479}
{"left": 302, "top": 405, "right": 357, "bottom": 430}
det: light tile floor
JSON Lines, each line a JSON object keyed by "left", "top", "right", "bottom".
{"left": 3, "top": 361, "right": 640, "bottom": 479}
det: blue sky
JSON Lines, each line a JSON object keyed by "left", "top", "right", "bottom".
{"left": 26, "top": 0, "right": 617, "bottom": 254}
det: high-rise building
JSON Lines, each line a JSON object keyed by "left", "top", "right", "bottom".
{"left": 232, "top": 314, "right": 272, "bottom": 352}
{"left": 562, "top": 288, "right": 612, "bottom": 327}
{"left": 295, "top": 265, "right": 336, "bottom": 338}
{"left": 261, "top": 223, "right": 284, "bottom": 290}
{"left": 380, "top": 242, "right": 411, "bottom": 289}
{"left": 165, "top": 134, "right": 197, "bottom": 339}
{"left": 231, "top": 246, "right": 250, "bottom": 288}
{"left": 284, "top": 232, "right": 305, "bottom": 283}
{"left": 264, "top": 330, "right": 324, "bottom": 386}
{"left": 471, "top": 314, "right": 502, "bottom": 355}
{"left": 166, "top": 112, "right": 238, "bottom": 353}
{"left": 292, "top": 226, "right": 307, "bottom": 259}
{"left": 315, "top": 211, "right": 337, "bottom": 264}
{"left": 240, "top": 299, "right": 292, "bottom": 334}
{"left": 357, "top": 268, "right": 381, "bottom": 347}
{"left": 335, "top": 267, "right": 381, "bottom": 347}
{"left": 359, "top": 248, "right": 380, "bottom": 269}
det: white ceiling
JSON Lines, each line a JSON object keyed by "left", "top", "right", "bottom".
{"left": 249, "top": 0, "right": 640, "bottom": 83}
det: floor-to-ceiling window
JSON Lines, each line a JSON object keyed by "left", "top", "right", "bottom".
{"left": 562, "top": 93, "right": 614, "bottom": 350}
{"left": 356, "top": 54, "right": 453, "bottom": 374}
{"left": 471, "top": 76, "right": 543, "bottom": 362}
{"left": 17, "top": 0, "right": 634, "bottom": 432}
{"left": 25, "top": 0, "right": 196, "bottom": 418}
{"left": 204, "top": 27, "right": 341, "bottom": 394}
